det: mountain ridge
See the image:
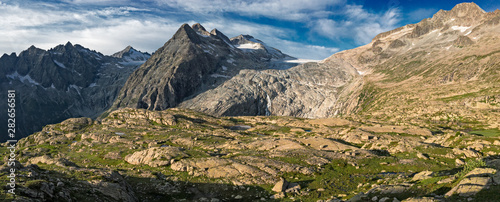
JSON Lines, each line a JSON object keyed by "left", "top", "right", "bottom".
{"left": 0, "top": 42, "right": 150, "bottom": 140}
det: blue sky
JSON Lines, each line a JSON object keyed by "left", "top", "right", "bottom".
{"left": 0, "top": 0, "right": 498, "bottom": 60}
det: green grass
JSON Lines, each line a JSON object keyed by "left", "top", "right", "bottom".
{"left": 469, "top": 129, "right": 500, "bottom": 137}
{"left": 454, "top": 159, "right": 487, "bottom": 179}
{"left": 437, "top": 88, "right": 495, "bottom": 102}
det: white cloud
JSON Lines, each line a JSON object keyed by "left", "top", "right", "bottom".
{"left": 153, "top": 0, "right": 343, "bottom": 21}
{"left": 310, "top": 5, "right": 400, "bottom": 45}
{"left": 61, "top": 0, "right": 131, "bottom": 5}
{"left": 0, "top": 0, "right": 342, "bottom": 60}
{"left": 0, "top": 1, "right": 175, "bottom": 55}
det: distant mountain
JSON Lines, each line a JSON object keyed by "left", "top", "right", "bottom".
{"left": 0, "top": 43, "right": 150, "bottom": 140}
{"left": 111, "top": 45, "right": 151, "bottom": 65}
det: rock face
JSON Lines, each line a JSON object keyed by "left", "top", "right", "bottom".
{"left": 180, "top": 56, "right": 359, "bottom": 118}
{"left": 0, "top": 43, "right": 150, "bottom": 141}
{"left": 113, "top": 23, "right": 353, "bottom": 118}
{"left": 112, "top": 23, "right": 257, "bottom": 111}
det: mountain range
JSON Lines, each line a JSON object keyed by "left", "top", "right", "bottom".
{"left": 1, "top": 3, "right": 499, "bottom": 142}
{"left": 0, "top": 43, "right": 150, "bottom": 141}
{"left": 0, "top": 2, "right": 500, "bottom": 201}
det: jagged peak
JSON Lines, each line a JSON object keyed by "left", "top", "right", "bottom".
{"left": 1, "top": 52, "right": 16, "bottom": 58}
{"left": 65, "top": 41, "right": 73, "bottom": 47}
{"left": 112, "top": 45, "right": 150, "bottom": 59}
{"left": 432, "top": 2, "right": 486, "bottom": 21}
{"left": 237, "top": 34, "right": 254, "bottom": 40}
{"left": 192, "top": 23, "right": 211, "bottom": 37}
{"left": 170, "top": 23, "right": 202, "bottom": 44}
{"left": 210, "top": 28, "right": 232, "bottom": 44}
{"left": 192, "top": 23, "right": 207, "bottom": 32}
{"left": 210, "top": 28, "right": 219, "bottom": 34}
{"left": 124, "top": 45, "right": 133, "bottom": 51}
{"left": 28, "top": 45, "right": 38, "bottom": 50}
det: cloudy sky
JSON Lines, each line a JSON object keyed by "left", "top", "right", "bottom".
{"left": 1, "top": 0, "right": 499, "bottom": 60}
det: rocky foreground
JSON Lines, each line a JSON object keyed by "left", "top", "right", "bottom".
{"left": 1, "top": 108, "right": 499, "bottom": 201}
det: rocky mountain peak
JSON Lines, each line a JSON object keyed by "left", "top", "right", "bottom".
{"left": 22, "top": 45, "right": 45, "bottom": 57}
{"left": 210, "top": 28, "right": 232, "bottom": 44}
{"left": 171, "top": 23, "right": 202, "bottom": 44}
{"left": 432, "top": 2, "right": 486, "bottom": 25}
{"left": 450, "top": 2, "right": 485, "bottom": 15}
{"left": 230, "top": 34, "right": 257, "bottom": 45}
{"left": 65, "top": 41, "right": 73, "bottom": 47}
{"left": 111, "top": 46, "right": 150, "bottom": 64}
{"left": 112, "top": 45, "right": 133, "bottom": 56}
{"left": 192, "top": 23, "right": 208, "bottom": 33}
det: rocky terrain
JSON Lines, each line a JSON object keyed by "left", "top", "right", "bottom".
{"left": 0, "top": 108, "right": 499, "bottom": 201}
{"left": 0, "top": 2, "right": 499, "bottom": 202}
{"left": 110, "top": 23, "right": 336, "bottom": 117}
{"left": 0, "top": 43, "right": 150, "bottom": 141}
{"left": 330, "top": 3, "right": 500, "bottom": 130}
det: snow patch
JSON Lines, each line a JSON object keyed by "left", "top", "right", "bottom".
{"left": 451, "top": 26, "right": 470, "bottom": 33}
{"left": 69, "top": 84, "right": 82, "bottom": 96}
{"left": 196, "top": 32, "right": 210, "bottom": 37}
{"left": 6, "top": 72, "right": 41, "bottom": 86}
{"left": 236, "top": 43, "right": 261, "bottom": 50}
{"left": 357, "top": 70, "right": 366, "bottom": 75}
{"left": 227, "top": 58, "right": 235, "bottom": 64}
{"left": 284, "top": 59, "right": 320, "bottom": 64}
{"left": 88, "top": 83, "right": 98, "bottom": 87}
{"left": 221, "top": 66, "right": 228, "bottom": 71}
{"left": 210, "top": 74, "right": 231, "bottom": 78}
{"left": 464, "top": 30, "right": 472, "bottom": 36}
{"left": 53, "top": 60, "right": 66, "bottom": 68}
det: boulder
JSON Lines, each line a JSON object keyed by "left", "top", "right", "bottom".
{"left": 412, "top": 171, "right": 434, "bottom": 181}
{"left": 125, "top": 146, "right": 187, "bottom": 167}
{"left": 272, "top": 177, "right": 289, "bottom": 192}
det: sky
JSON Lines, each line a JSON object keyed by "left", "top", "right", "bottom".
{"left": 0, "top": 0, "right": 499, "bottom": 60}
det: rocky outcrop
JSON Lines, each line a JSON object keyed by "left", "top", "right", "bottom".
{"left": 125, "top": 146, "right": 188, "bottom": 167}
{"left": 180, "top": 56, "right": 359, "bottom": 118}
{"left": 445, "top": 168, "right": 497, "bottom": 197}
